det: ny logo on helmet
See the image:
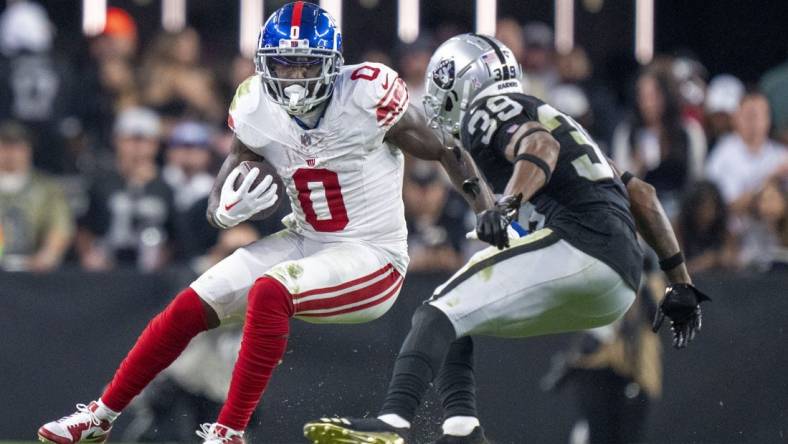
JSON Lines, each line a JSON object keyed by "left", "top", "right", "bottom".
{"left": 432, "top": 58, "right": 455, "bottom": 90}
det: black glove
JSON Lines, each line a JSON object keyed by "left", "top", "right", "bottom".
{"left": 476, "top": 194, "right": 522, "bottom": 250}
{"left": 476, "top": 207, "right": 510, "bottom": 249}
{"left": 652, "top": 283, "right": 711, "bottom": 349}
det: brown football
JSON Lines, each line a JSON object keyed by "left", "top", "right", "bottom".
{"left": 232, "top": 159, "right": 285, "bottom": 220}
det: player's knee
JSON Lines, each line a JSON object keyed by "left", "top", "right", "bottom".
{"left": 591, "top": 288, "right": 636, "bottom": 328}
{"left": 449, "top": 335, "right": 474, "bottom": 358}
{"left": 247, "top": 277, "right": 294, "bottom": 328}
{"left": 411, "top": 304, "right": 455, "bottom": 338}
{"left": 399, "top": 305, "right": 458, "bottom": 374}
{"left": 263, "top": 260, "right": 299, "bottom": 295}
{"left": 165, "top": 287, "right": 212, "bottom": 332}
{"left": 199, "top": 297, "right": 221, "bottom": 329}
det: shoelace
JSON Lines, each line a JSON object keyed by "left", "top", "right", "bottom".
{"left": 60, "top": 403, "right": 102, "bottom": 427}
{"left": 196, "top": 423, "right": 234, "bottom": 443}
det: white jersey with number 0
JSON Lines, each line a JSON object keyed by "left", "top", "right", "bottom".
{"left": 228, "top": 62, "right": 409, "bottom": 269}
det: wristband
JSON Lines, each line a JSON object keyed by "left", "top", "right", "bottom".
{"left": 621, "top": 171, "right": 635, "bottom": 185}
{"left": 659, "top": 251, "right": 685, "bottom": 271}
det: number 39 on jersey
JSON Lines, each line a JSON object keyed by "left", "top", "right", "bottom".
{"left": 465, "top": 94, "right": 614, "bottom": 183}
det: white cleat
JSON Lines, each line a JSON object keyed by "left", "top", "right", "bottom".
{"left": 37, "top": 402, "right": 112, "bottom": 444}
{"left": 196, "top": 423, "right": 246, "bottom": 444}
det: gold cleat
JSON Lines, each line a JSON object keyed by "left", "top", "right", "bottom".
{"left": 303, "top": 421, "right": 405, "bottom": 444}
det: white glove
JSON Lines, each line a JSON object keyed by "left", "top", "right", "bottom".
{"left": 214, "top": 167, "right": 279, "bottom": 228}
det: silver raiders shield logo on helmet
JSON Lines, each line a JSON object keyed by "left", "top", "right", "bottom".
{"left": 432, "top": 58, "right": 455, "bottom": 90}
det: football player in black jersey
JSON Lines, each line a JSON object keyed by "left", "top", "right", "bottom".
{"left": 303, "top": 34, "right": 709, "bottom": 444}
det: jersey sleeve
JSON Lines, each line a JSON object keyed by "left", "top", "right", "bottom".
{"left": 348, "top": 62, "right": 409, "bottom": 130}
{"left": 489, "top": 117, "right": 538, "bottom": 157}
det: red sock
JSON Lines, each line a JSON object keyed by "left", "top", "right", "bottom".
{"left": 217, "top": 277, "right": 293, "bottom": 431}
{"left": 101, "top": 287, "right": 208, "bottom": 412}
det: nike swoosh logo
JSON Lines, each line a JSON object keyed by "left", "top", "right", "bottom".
{"left": 382, "top": 74, "right": 390, "bottom": 89}
{"left": 224, "top": 200, "right": 241, "bottom": 211}
{"left": 83, "top": 429, "right": 107, "bottom": 442}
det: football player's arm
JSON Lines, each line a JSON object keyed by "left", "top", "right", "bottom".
{"left": 206, "top": 136, "right": 261, "bottom": 229}
{"left": 605, "top": 159, "right": 689, "bottom": 284}
{"left": 385, "top": 106, "right": 495, "bottom": 213}
{"left": 609, "top": 160, "right": 710, "bottom": 348}
{"left": 501, "top": 122, "right": 560, "bottom": 200}
{"left": 621, "top": 177, "right": 691, "bottom": 284}
{"left": 469, "top": 122, "right": 560, "bottom": 250}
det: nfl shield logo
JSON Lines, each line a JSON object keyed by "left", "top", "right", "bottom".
{"left": 306, "top": 158, "right": 316, "bottom": 167}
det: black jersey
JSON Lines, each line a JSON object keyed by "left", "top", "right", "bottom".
{"left": 460, "top": 92, "right": 643, "bottom": 290}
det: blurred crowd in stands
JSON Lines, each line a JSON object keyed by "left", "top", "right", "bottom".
{"left": 1, "top": 1, "right": 787, "bottom": 276}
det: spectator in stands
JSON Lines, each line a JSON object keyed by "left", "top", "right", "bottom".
{"left": 739, "top": 179, "right": 788, "bottom": 271}
{"left": 88, "top": 7, "right": 139, "bottom": 63}
{"left": 495, "top": 18, "right": 525, "bottom": 63}
{"left": 675, "top": 181, "right": 738, "bottom": 273}
{"left": 548, "top": 83, "right": 597, "bottom": 141}
{"left": 671, "top": 55, "right": 708, "bottom": 124}
{"left": 555, "top": 47, "right": 619, "bottom": 146}
{"left": 403, "top": 162, "right": 467, "bottom": 271}
{"left": 77, "top": 107, "right": 176, "bottom": 272}
{"left": 163, "top": 120, "right": 216, "bottom": 212}
{"left": 0, "top": 1, "right": 77, "bottom": 173}
{"left": 162, "top": 120, "right": 218, "bottom": 261}
{"left": 669, "top": 57, "right": 709, "bottom": 178}
{"left": 704, "top": 74, "right": 745, "bottom": 150}
{"left": 0, "top": 121, "right": 74, "bottom": 271}
{"left": 396, "top": 38, "right": 433, "bottom": 105}
{"left": 705, "top": 92, "right": 788, "bottom": 215}
{"left": 80, "top": 7, "right": 140, "bottom": 148}
{"left": 612, "top": 69, "right": 699, "bottom": 216}
{"left": 220, "top": 55, "right": 256, "bottom": 111}
{"left": 521, "top": 22, "right": 559, "bottom": 100}
{"left": 760, "top": 56, "right": 788, "bottom": 145}
{"left": 89, "top": 55, "right": 139, "bottom": 148}
{"left": 140, "top": 28, "right": 224, "bottom": 124}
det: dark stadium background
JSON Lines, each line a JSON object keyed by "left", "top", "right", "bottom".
{"left": 40, "top": 1, "right": 788, "bottom": 83}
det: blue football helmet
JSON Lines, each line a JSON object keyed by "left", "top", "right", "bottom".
{"left": 256, "top": 2, "right": 343, "bottom": 115}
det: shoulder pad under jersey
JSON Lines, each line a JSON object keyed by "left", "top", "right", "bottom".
{"left": 340, "top": 62, "right": 409, "bottom": 130}
{"left": 227, "top": 75, "right": 267, "bottom": 147}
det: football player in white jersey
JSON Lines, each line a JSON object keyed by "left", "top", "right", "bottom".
{"left": 37, "top": 3, "right": 493, "bottom": 444}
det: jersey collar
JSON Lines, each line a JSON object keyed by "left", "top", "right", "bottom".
{"left": 291, "top": 95, "right": 332, "bottom": 130}
{"left": 472, "top": 80, "right": 523, "bottom": 103}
